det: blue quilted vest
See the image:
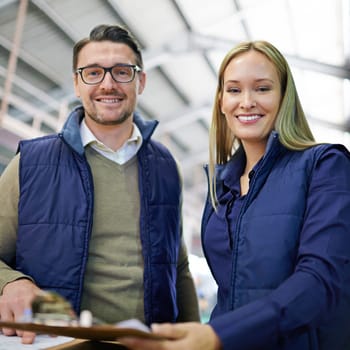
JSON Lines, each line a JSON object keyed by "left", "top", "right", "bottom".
{"left": 15, "top": 106, "right": 181, "bottom": 325}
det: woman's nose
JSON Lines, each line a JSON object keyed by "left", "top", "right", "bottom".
{"left": 240, "top": 92, "right": 256, "bottom": 108}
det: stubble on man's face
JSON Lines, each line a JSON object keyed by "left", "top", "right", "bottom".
{"left": 85, "top": 108, "right": 132, "bottom": 126}
{"left": 79, "top": 83, "right": 136, "bottom": 127}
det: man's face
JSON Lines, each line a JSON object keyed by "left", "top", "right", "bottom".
{"left": 73, "top": 41, "right": 145, "bottom": 126}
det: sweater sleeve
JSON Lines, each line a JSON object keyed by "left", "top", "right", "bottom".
{"left": 176, "top": 237, "right": 200, "bottom": 322}
{"left": 0, "top": 153, "right": 33, "bottom": 293}
{"left": 209, "top": 146, "right": 350, "bottom": 349}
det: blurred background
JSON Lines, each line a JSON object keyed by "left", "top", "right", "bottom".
{"left": 1, "top": 0, "right": 349, "bottom": 320}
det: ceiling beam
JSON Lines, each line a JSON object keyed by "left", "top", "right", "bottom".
{"left": 0, "top": 64, "right": 60, "bottom": 110}
{"left": 157, "top": 104, "right": 211, "bottom": 135}
{"left": 0, "top": 0, "right": 17, "bottom": 10}
{"left": 1, "top": 114, "right": 44, "bottom": 139}
{"left": 0, "top": 0, "right": 28, "bottom": 124}
{"left": 30, "top": 0, "right": 78, "bottom": 42}
{"left": 0, "top": 86, "right": 61, "bottom": 131}
{"left": 0, "top": 34, "right": 64, "bottom": 85}
{"left": 286, "top": 55, "right": 350, "bottom": 80}
{"left": 144, "top": 31, "right": 350, "bottom": 79}
{"left": 106, "top": 0, "right": 147, "bottom": 48}
{"left": 232, "top": 0, "right": 252, "bottom": 39}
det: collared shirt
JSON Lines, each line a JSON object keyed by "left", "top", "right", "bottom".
{"left": 80, "top": 118, "right": 143, "bottom": 164}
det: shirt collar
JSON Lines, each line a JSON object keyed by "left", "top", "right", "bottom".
{"left": 80, "top": 118, "right": 142, "bottom": 151}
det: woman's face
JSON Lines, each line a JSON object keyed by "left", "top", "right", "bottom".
{"left": 220, "top": 50, "right": 282, "bottom": 150}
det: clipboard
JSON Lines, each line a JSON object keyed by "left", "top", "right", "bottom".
{"left": 0, "top": 321, "right": 163, "bottom": 341}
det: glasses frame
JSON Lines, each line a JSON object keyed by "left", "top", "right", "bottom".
{"left": 75, "top": 63, "right": 142, "bottom": 85}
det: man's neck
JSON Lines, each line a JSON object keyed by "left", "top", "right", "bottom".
{"left": 85, "top": 119, "right": 134, "bottom": 151}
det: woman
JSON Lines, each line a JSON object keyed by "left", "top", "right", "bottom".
{"left": 120, "top": 41, "right": 350, "bottom": 350}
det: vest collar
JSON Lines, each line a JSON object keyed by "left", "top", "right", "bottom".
{"left": 60, "top": 105, "right": 158, "bottom": 155}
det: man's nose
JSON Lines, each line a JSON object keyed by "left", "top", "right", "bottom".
{"left": 99, "top": 71, "right": 116, "bottom": 89}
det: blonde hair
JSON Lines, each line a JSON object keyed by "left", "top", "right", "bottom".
{"left": 209, "top": 40, "right": 316, "bottom": 206}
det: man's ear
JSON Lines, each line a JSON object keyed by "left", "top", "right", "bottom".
{"left": 138, "top": 71, "right": 146, "bottom": 94}
{"left": 73, "top": 73, "right": 80, "bottom": 98}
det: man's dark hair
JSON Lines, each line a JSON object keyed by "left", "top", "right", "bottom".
{"left": 72, "top": 24, "right": 143, "bottom": 71}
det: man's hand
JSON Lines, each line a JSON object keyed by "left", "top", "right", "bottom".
{"left": 0, "top": 278, "right": 41, "bottom": 344}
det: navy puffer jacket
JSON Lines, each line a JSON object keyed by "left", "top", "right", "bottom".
{"left": 203, "top": 132, "right": 350, "bottom": 349}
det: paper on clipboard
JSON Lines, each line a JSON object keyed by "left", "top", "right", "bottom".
{"left": 0, "top": 320, "right": 163, "bottom": 342}
{"left": 0, "top": 334, "right": 73, "bottom": 350}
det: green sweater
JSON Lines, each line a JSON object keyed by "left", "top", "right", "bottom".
{"left": 81, "top": 147, "right": 145, "bottom": 323}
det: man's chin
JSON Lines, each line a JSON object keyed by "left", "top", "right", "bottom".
{"left": 87, "top": 113, "right": 131, "bottom": 126}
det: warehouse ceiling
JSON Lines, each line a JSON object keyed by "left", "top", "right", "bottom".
{"left": 0, "top": 0, "right": 349, "bottom": 253}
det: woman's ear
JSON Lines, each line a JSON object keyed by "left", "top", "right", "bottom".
{"left": 218, "top": 95, "right": 224, "bottom": 115}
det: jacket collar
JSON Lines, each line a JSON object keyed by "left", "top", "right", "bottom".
{"left": 216, "top": 131, "right": 284, "bottom": 191}
{"left": 60, "top": 105, "right": 158, "bottom": 155}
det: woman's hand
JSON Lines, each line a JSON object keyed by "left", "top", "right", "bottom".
{"left": 119, "top": 322, "right": 222, "bottom": 350}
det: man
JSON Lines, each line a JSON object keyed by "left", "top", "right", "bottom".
{"left": 0, "top": 24, "right": 199, "bottom": 344}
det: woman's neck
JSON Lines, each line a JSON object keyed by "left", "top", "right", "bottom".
{"left": 241, "top": 141, "right": 266, "bottom": 176}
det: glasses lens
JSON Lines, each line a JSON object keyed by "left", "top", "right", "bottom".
{"left": 81, "top": 67, "right": 105, "bottom": 84}
{"left": 111, "top": 65, "right": 134, "bottom": 83}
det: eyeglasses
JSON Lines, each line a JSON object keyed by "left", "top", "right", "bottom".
{"left": 75, "top": 64, "right": 142, "bottom": 85}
